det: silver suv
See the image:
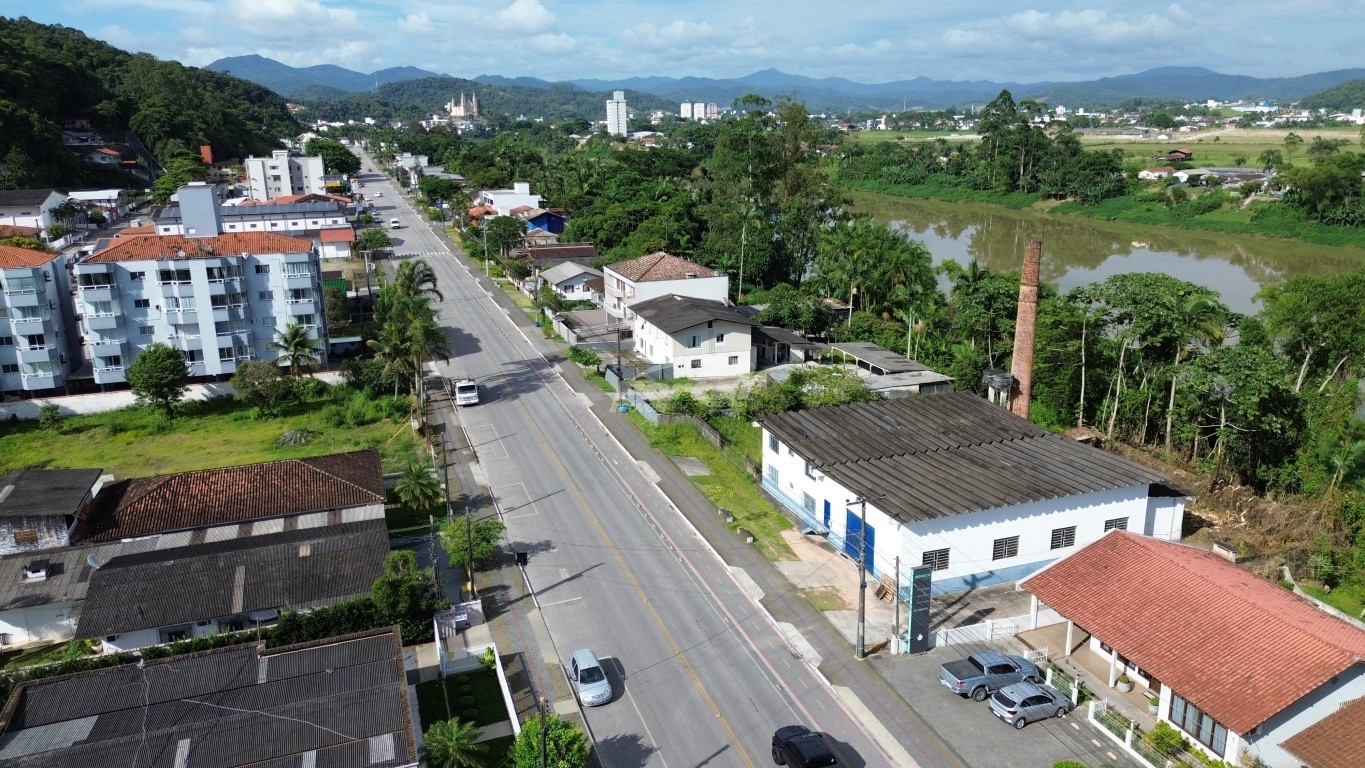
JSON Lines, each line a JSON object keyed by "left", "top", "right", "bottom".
{"left": 569, "top": 648, "right": 612, "bottom": 707}
{"left": 988, "top": 680, "right": 1074, "bottom": 729}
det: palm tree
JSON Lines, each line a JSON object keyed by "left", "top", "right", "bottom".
{"left": 395, "top": 459, "right": 443, "bottom": 515}
{"left": 1322, "top": 438, "right": 1365, "bottom": 495}
{"left": 368, "top": 320, "right": 418, "bottom": 397}
{"left": 269, "top": 322, "right": 320, "bottom": 378}
{"left": 1163, "top": 294, "right": 1227, "bottom": 454}
{"left": 423, "top": 718, "right": 485, "bottom": 768}
{"left": 394, "top": 259, "right": 443, "bottom": 302}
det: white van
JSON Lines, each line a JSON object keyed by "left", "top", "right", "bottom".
{"left": 389, "top": 218, "right": 402, "bottom": 229}
{"left": 453, "top": 379, "right": 479, "bottom": 406}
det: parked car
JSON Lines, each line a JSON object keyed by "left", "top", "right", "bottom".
{"left": 938, "top": 651, "right": 1040, "bottom": 701}
{"left": 569, "top": 648, "right": 612, "bottom": 707}
{"left": 771, "top": 725, "right": 837, "bottom": 767}
{"left": 988, "top": 680, "right": 1074, "bottom": 729}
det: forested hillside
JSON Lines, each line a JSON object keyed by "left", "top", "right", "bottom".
{"left": 1298, "top": 79, "right": 1365, "bottom": 112}
{"left": 0, "top": 16, "right": 299, "bottom": 190}
{"left": 299, "top": 77, "right": 673, "bottom": 123}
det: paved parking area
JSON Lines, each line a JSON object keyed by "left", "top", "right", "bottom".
{"left": 870, "top": 639, "right": 1144, "bottom": 768}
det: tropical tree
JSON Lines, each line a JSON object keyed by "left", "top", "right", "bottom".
{"left": 1162, "top": 293, "right": 1228, "bottom": 454}
{"left": 126, "top": 343, "right": 189, "bottom": 416}
{"left": 269, "top": 321, "right": 321, "bottom": 378}
{"left": 440, "top": 515, "right": 507, "bottom": 571}
{"left": 370, "top": 549, "right": 447, "bottom": 643}
{"left": 1258, "top": 149, "right": 1283, "bottom": 173}
{"left": 230, "top": 359, "right": 290, "bottom": 417}
{"left": 509, "top": 712, "right": 589, "bottom": 768}
{"left": 395, "top": 459, "right": 443, "bottom": 515}
{"left": 1322, "top": 438, "right": 1365, "bottom": 495}
{"left": 394, "top": 259, "right": 443, "bottom": 301}
{"left": 1283, "top": 132, "right": 1303, "bottom": 164}
{"left": 357, "top": 227, "right": 392, "bottom": 256}
{"left": 424, "top": 719, "right": 486, "bottom": 768}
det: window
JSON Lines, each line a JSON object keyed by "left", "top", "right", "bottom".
{"left": 210, "top": 293, "right": 246, "bottom": 308}
{"left": 768, "top": 434, "right": 779, "bottom": 453}
{"left": 77, "top": 273, "right": 113, "bottom": 288}
{"left": 287, "top": 289, "right": 313, "bottom": 303}
{"left": 96, "top": 355, "right": 123, "bottom": 370}
{"left": 24, "top": 334, "right": 46, "bottom": 350}
{"left": 0, "top": 336, "right": 11, "bottom": 346}
{"left": 690, "top": 359, "right": 702, "bottom": 369}
{"left": 133, "top": 298, "right": 150, "bottom": 309}
{"left": 206, "top": 265, "right": 243, "bottom": 281}
{"left": 22, "top": 361, "right": 54, "bottom": 377}
{"left": 1170, "top": 694, "right": 1228, "bottom": 756}
{"left": 804, "top": 461, "right": 815, "bottom": 479}
{"left": 1104, "top": 517, "right": 1129, "bottom": 532}
{"left": 802, "top": 493, "right": 815, "bottom": 513}
{"left": 715, "top": 333, "right": 725, "bottom": 343}
{"left": 15, "top": 305, "right": 47, "bottom": 321}
{"left": 182, "top": 350, "right": 202, "bottom": 363}
{"left": 255, "top": 264, "right": 270, "bottom": 275}
{"left": 992, "top": 536, "right": 1019, "bottom": 560}
{"left": 728, "top": 355, "right": 739, "bottom": 365}
{"left": 688, "top": 335, "right": 700, "bottom": 349}
{"left": 1050, "top": 526, "right": 1077, "bottom": 550}
{"left": 88, "top": 301, "right": 115, "bottom": 317}
{"left": 259, "top": 291, "right": 272, "bottom": 301}
{"left": 766, "top": 465, "right": 779, "bottom": 484}
{"left": 168, "top": 296, "right": 195, "bottom": 311}
{"left": 129, "top": 271, "right": 145, "bottom": 282}
{"left": 138, "top": 325, "right": 154, "bottom": 336}
{"left": 296, "top": 314, "right": 316, "bottom": 327}
{"left": 922, "top": 548, "right": 950, "bottom": 571}
{"left": 158, "top": 268, "right": 192, "bottom": 283}
{"left": 1, "top": 363, "right": 17, "bottom": 374}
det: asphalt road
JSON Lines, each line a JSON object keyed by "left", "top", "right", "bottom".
{"left": 356, "top": 165, "right": 898, "bottom": 768}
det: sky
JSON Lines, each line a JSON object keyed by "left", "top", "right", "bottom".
{"left": 8, "top": 0, "right": 1364, "bottom": 84}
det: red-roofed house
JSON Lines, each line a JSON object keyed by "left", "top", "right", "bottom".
{"left": 73, "top": 183, "right": 327, "bottom": 385}
{"left": 318, "top": 226, "right": 355, "bottom": 260}
{"left": 1021, "top": 531, "right": 1365, "bottom": 767}
{"left": 1282, "top": 695, "right": 1365, "bottom": 768}
{"left": 603, "top": 252, "right": 729, "bottom": 324}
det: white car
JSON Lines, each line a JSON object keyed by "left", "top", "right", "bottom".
{"left": 569, "top": 649, "right": 612, "bottom": 707}
{"left": 390, "top": 218, "right": 402, "bottom": 229}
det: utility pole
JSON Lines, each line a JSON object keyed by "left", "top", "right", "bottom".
{"left": 539, "top": 696, "right": 549, "bottom": 768}
{"left": 893, "top": 556, "right": 901, "bottom": 653}
{"left": 847, "top": 497, "right": 870, "bottom": 660}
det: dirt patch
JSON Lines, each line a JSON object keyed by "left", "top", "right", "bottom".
{"left": 802, "top": 586, "right": 851, "bottom": 612}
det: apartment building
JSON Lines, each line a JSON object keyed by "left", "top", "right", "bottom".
{"left": 155, "top": 198, "right": 352, "bottom": 236}
{"left": 244, "top": 149, "right": 326, "bottom": 201}
{"left": 0, "top": 244, "right": 79, "bottom": 395}
{"left": 606, "top": 90, "right": 629, "bottom": 137}
{"left": 73, "top": 184, "right": 326, "bottom": 385}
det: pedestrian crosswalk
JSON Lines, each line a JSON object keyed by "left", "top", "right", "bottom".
{"left": 395, "top": 250, "right": 450, "bottom": 259}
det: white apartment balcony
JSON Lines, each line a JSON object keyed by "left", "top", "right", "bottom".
{"left": 79, "top": 285, "right": 118, "bottom": 303}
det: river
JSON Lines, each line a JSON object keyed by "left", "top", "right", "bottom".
{"left": 849, "top": 191, "right": 1365, "bottom": 316}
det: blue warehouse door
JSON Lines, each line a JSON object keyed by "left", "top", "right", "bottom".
{"left": 823, "top": 500, "right": 831, "bottom": 530}
{"left": 844, "top": 511, "right": 876, "bottom": 574}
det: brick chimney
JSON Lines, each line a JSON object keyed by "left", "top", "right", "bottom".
{"left": 1009, "top": 240, "right": 1042, "bottom": 419}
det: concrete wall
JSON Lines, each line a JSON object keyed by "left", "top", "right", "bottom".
{"left": 0, "top": 601, "right": 77, "bottom": 646}
{"left": 0, "top": 371, "right": 342, "bottom": 420}
{"left": 762, "top": 427, "right": 1181, "bottom": 595}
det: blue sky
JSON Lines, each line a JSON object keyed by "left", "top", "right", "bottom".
{"left": 9, "top": 0, "right": 1363, "bottom": 82}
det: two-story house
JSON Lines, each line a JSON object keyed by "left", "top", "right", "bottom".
{"left": 74, "top": 184, "right": 326, "bottom": 385}
{"left": 476, "top": 182, "right": 542, "bottom": 216}
{"left": 630, "top": 294, "right": 756, "bottom": 378}
{"left": 0, "top": 189, "right": 68, "bottom": 238}
{"left": 0, "top": 244, "right": 80, "bottom": 395}
{"left": 603, "top": 252, "right": 728, "bottom": 325}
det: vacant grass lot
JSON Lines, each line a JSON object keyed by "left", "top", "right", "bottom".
{"left": 626, "top": 411, "right": 794, "bottom": 560}
{"left": 0, "top": 396, "right": 422, "bottom": 478}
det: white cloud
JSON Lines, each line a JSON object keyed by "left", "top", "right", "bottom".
{"left": 528, "top": 33, "right": 579, "bottom": 55}
{"left": 622, "top": 20, "right": 724, "bottom": 52}
{"left": 490, "top": 0, "right": 555, "bottom": 34}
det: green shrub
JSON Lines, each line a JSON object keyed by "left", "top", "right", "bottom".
{"left": 38, "top": 403, "right": 62, "bottom": 431}
{"left": 461, "top": 708, "right": 479, "bottom": 722}
{"left": 148, "top": 412, "right": 175, "bottom": 435}
{"left": 663, "top": 390, "right": 700, "bottom": 415}
{"left": 457, "top": 695, "right": 476, "bottom": 708}
{"left": 321, "top": 404, "right": 347, "bottom": 427}
{"left": 1053, "top": 761, "right": 1089, "bottom": 768}
{"left": 566, "top": 346, "right": 601, "bottom": 366}
{"left": 1144, "top": 721, "right": 1189, "bottom": 757}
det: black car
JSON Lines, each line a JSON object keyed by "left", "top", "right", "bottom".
{"left": 771, "top": 725, "right": 838, "bottom": 767}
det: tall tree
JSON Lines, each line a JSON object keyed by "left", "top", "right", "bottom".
{"left": 424, "top": 719, "right": 486, "bottom": 768}
{"left": 395, "top": 459, "right": 443, "bottom": 516}
{"left": 509, "top": 713, "right": 589, "bottom": 768}
{"left": 269, "top": 321, "right": 321, "bottom": 378}
{"left": 1161, "top": 293, "right": 1228, "bottom": 454}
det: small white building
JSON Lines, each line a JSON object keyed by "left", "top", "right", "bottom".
{"left": 0, "top": 189, "right": 68, "bottom": 236}
{"left": 244, "top": 149, "right": 326, "bottom": 201}
{"left": 476, "top": 182, "right": 543, "bottom": 217}
{"left": 603, "top": 251, "right": 729, "bottom": 325}
{"left": 537, "top": 261, "right": 602, "bottom": 303}
{"left": 68, "top": 189, "right": 132, "bottom": 222}
{"left": 1024, "top": 531, "right": 1365, "bottom": 768}
{"left": 760, "top": 392, "right": 1183, "bottom": 596}
{"left": 630, "top": 294, "right": 756, "bottom": 378}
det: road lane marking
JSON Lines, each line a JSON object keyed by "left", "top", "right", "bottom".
{"left": 464, "top": 424, "right": 508, "bottom": 459}
{"left": 540, "top": 597, "right": 583, "bottom": 608}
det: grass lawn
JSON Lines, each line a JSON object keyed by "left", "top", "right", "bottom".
{"left": 584, "top": 372, "right": 616, "bottom": 394}
{"left": 385, "top": 489, "right": 441, "bottom": 533}
{"left": 626, "top": 411, "right": 794, "bottom": 560}
{"left": 710, "top": 415, "right": 762, "bottom": 464}
{"left": 802, "top": 586, "right": 850, "bottom": 611}
{"left": 1302, "top": 582, "right": 1365, "bottom": 619}
{"left": 415, "top": 667, "right": 510, "bottom": 729}
{"left": 0, "top": 395, "right": 423, "bottom": 478}
{"left": 0, "top": 642, "right": 69, "bottom": 671}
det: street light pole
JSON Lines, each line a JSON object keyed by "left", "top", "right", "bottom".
{"left": 847, "top": 496, "right": 869, "bottom": 660}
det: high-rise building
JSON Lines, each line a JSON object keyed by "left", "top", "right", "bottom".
{"left": 244, "top": 150, "right": 326, "bottom": 202}
{"left": 692, "top": 102, "right": 706, "bottom": 120}
{"left": 680, "top": 102, "right": 693, "bottom": 120}
{"left": 606, "top": 90, "right": 629, "bottom": 137}
{"left": 0, "top": 243, "right": 79, "bottom": 395}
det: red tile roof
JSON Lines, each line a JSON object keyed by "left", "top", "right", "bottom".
{"left": 1283, "top": 696, "right": 1365, "bottom": 768}
{"left": 508, "top": 205, "right": 533, "bottom": 215}
{"left": 0, "top": 224, "right": 41, "bottom": 238}
{"left": 606, "top": 252, "right": 716, "bottom": 282}
{"left": 0, "top": 244, "right": 58, "bottom": 268}
{"left": 1021, "top": 531, "right": 1365, "bottom": 733}
{"left": 319, "top": 227, "right": 355, "bottom": 243}
{"left": 87, "top": 232, "right": 313, "bottom": 263}
{"left": 70, "top": 450, "right": 385, "bottom": 543}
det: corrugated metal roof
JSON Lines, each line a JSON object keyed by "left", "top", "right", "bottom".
{"left": 0, "top": 628, "right": 414, "bottom": 767}
{"left": 762, "top": 392, "right": 1168, "bottom": 522}
{"left": 75, "top": 520, "right": 388, "bottom": 638}
{"left": 0, "top": 469, "right": 102, "bottom": 519}
{"left": 827, "top": 342, "right": 932, "bottom": 374}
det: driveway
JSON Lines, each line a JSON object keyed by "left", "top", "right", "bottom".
{"left": 872, "top": 639, "right": 1144, "bottom": 768}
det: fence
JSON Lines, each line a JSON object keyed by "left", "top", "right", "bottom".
{"left": 625, "top": 391, "right": 664, "bottom": 425}
{"left": 0, "top": 371, "right": 344, "bottom": 420}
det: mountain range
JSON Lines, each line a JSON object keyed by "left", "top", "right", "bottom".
{"left": 207, "top": 55, "right": 1365, "bottom": 113}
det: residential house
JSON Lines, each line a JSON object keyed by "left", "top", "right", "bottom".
{"left": 0, "top": 225, "right": 41, "bottom": 241}
{"left": 822, "top": 341, "right": 955, "bottom": 396}
{"left": 1021, "top": 531, "right": 1365, "bottom": 768}
{"left": 631, "top": 294, "right": 756, "bottom": 378}
{"left": 761, "top": 392, "right": 1183, "bottom": 596}
{"left": 77, "top": 520, "right": 388, "bottom": 652}
{"left": 244, "top": 149, "right": 327, "bottom": 201}
{"left": 80, "top": 146, "right": 123, "bottom": 165}
{"left": 537, "top": 262, "right": 602, "bottom": 304}
{"left": 603, "top": 251, "right": 729, "bottom": 325}
{"left": 1174, "top": 167, "right": 1216, "bottom": 184}
{"left": 0, "top": 189, "right": 68, "bottom": 237}
{"left": 0, "top": 542, "right": 123, "bottom": 647}
{"left": 0, "top": 244, "right": 80, "bottom": 394}
{"left": 75, "top": 184, "right": 327, "bottom": 385}
{"left": 69, "top": 450, "right": 385, "bottom": 546}
{"left": 1137, "top": 166, "right": 1176, "bottom": 180}
{"left": 1165, "top": 148, "right": 1195, "bottom": 162}
{"left": 1282, "top": 696, "right": 1365, "bottom": 768}
{"left": 0, "top": 627, "right": 418, "bottom": 767}
{"left": 68, "top": 189, "right": 132, "bottom": 222}
{"left": 515, "top": 207, "right": 567, "bottom": 234}
{"left": 0, "top": 469, "right": 104, "bottom": 556}
{"left": 525, "top": 242, "right": 599, "bottom": 271}
{"left": 319, "top": 226, "right": 355, "bottom": 260}
{"left": 476, "top": 182, "right": 543, "bottom": 216}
